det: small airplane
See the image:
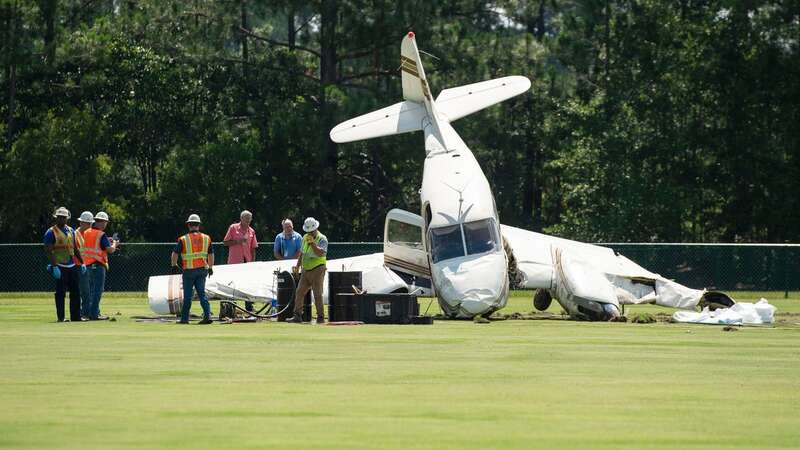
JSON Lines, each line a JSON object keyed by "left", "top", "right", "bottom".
{"left": 148, "top": 33, "right": 733, "bottom": 320}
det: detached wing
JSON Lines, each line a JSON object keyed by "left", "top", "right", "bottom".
{"left": 500, "top": 225, "right": 704, "bottom": 309}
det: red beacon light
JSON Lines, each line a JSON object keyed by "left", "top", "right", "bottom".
{"left": 407, "top": 31, "right": 415, "bottom": 39}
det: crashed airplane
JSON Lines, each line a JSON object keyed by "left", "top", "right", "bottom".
{"left": 148, "top": 32, "right": 733, "bottom": 320}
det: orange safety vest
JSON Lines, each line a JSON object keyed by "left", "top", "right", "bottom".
{"left": 179, "top": 232, "right": 211, "bottom": 269}
{"left": 82, "top": 228, "right": 109, "bottom": 269}
{"left": 51, "top": 225, "right": 76, "bottom": 265}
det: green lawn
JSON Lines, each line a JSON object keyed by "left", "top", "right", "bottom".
{"left": 1, "top": 292, "right": 798, "bottom": 450}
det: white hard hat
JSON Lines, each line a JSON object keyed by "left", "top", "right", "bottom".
{"left": 78, "top": 211, "right": 94, "bottom": 223}
{"left": 94, "top": 211, "right": 110, "bottom": 222}
{"left": 302, "top": 217, "right": 319, "bottom": 232}
{"left": 186, "top": 214, "right": 202, "bottom": 224}
{"left": 53, "top": 207, "right": 70, "bottom": 218}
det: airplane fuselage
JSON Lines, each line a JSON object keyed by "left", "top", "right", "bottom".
{"left": 420, "top": 120, "right": 509, "bottom": 317}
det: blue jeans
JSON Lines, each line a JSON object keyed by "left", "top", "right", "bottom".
{"left": 87, "top": 264, "right": 106, "bottom": 319}
{"left": 79, "top": 268, "right": 92, "bottom": 318}
{"left": 181, "top": 268, "right": 211, "bottom": 322}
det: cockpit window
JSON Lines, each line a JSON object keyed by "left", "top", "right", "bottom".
{"left": 430, "top": 225, "right": 465, "bottom": 263}
{"left": 464, "top": 219, "right": 499, "bottom": 255}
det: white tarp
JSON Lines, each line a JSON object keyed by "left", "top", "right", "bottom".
{"left": 672, "top": 299, "right": 776, "bottom": 325}
{"left": 147, "top": 253, "right": 408, "bottom": 315}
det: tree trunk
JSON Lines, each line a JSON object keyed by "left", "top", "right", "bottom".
{"left": 240, "top": 0, "right": 249, "bottom": 77}
{"left": 41, "top": 0, "right": 57, "bottom": 66}
{"left": 287, "top": 3, "right": 295, "bottom": 49}
{"left": 319, "top": 0, "right": 339, "bottom": 225}
{"left": 5, "top": 0, "right": 19, "bottom": 152}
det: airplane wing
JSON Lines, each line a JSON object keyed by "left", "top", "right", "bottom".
{"left": 435, "top": 76, "right": 531, "bottom": 122}
{"left": 147, "top": 253, "right": 409, "bottom": 315}
{"left": 500, "top": 224, "right": 709, "bottom": 318}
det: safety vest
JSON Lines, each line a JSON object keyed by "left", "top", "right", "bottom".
{"left": 82, "top": 228, "right": 109, "bottom": 269}
{"left": 74, "top": 228, "right": 87, "bottom": 265}
{"left": 180, "top": 232, "right": 211, "bottom": 269}
{"left": 301, "top": 232, "right": 327, "bottom": 271}
{"left": 51, "top": 225, "right": 75, "bottom": 265}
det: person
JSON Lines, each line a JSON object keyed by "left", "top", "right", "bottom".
{"left": 223, "top": 210, "right": 258, "bottom": 312}
{"left": 171, "top": 214, "right": 214, "bottom": 324}
{"left": 223, "top": 210, "right": 258, "bottom": 263}
{"left": 75, "top": 211, "right": 94, "bottom": 319}
{"left": 287, "top": 217, "right": 328, "bottom": 324}
{"left": 82, "top": 211, "right": 119, "bottom": 320}
{"left": 273, "top": 218, "right": 302, "bottom": 261}
{"left": 42, "top": 207, "right": 86, "bottom": 322}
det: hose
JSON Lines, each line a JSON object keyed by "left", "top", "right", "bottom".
{"left": 219, "top": 270, "right": 297, "bottom": 319}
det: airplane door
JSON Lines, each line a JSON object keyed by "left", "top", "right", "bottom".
{"left": 383, "top": 209, "right": 432, "bottom": 292}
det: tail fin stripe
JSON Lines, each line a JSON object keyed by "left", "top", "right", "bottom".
{"left": 400, "top": 56, "right": 417, "bottom": 67}
{"left": 401, "top": 66, "right": 420, "bottom": 78}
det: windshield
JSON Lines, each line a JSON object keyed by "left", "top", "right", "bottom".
{"left": 430, "top": 225, "right": 465, "bottom": 263}
{"left": 464, "top": 219, "right": 499, "bottom": 255}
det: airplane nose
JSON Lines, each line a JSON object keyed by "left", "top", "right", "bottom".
{"left": 432, "top": 252, "right": 508, "bottom": 318}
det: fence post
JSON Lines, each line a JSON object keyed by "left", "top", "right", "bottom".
{"left": 785, "top": 246, "right": 789, "bottom": 299}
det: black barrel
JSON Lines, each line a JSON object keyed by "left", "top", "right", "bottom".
{"left": 328, "top": 271, "right": 362, "bottom": 322}
{"left": 276, "top": 271, "right": 312, "bottom": 321}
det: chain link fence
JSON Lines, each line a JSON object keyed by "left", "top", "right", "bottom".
{"left": 1, "top": 242, "right": 798, "bottom": 295}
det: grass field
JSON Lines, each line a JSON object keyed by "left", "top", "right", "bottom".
{"left": 1, "top": 291, "right": 799, "bottom": 450}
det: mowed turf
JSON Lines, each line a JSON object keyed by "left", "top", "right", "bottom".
{"left": 1, "top": 292, "right": 799, "bottom": 450}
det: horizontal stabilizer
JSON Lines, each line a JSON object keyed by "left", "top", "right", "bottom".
{"left": 435, "top": 76, "right": 531, "bottom": 122}
{"left": 329, "top": 100, "right": 426, "bottom": 143}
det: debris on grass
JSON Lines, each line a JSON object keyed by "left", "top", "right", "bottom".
{"left": 109, "top": 317, "right": 117, "bottom": 322}
{"left": 722, "top": 325, "right": 739, "bottom": 332}
{"left": 630, "top": 312, "right": 656, "bottom": 324}
{"left": 473, "top": 315, "right": 490, "bottom": 324}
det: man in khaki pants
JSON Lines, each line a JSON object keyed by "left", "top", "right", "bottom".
{"left": 287, "top": 217, "right": 328, "bottom": 324}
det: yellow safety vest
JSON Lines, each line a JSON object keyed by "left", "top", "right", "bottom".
{"left": 301, "top": 232, "right": 327, "bottom": 271}
{"left": 51, "top": 225, "right": 76, "bottom": 265}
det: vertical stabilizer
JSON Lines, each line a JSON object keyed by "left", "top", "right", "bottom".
{"left": 401, "top": 32, "right": 434, "bottom": 112}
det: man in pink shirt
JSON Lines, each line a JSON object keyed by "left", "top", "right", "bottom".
{"left": 224, "top": 210, "right": 258, "bottom": 263}
{"left": 223, "top": 210, "right": 258, "bottom": 312}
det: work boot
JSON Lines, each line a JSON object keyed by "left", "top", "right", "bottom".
{"left": 198, "top": 316, "right": 213, "bottom": 325}
{"left": 285, "top": 313, "right": 303, "bottom": 323}
{"left": 316, "top": 317, "right": 325, "bottom": 325}
{"left": 177, "top": 319, "right": 189, "bottom": 324}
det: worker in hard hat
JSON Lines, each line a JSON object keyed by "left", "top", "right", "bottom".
{"left": 287, "top": 217, "right": 328, "bottom": 324}
{"left": 42, "top": 207, "right": 86, "bottom": 322}
{"left": 76, "top": 211, "right": 94, "bottom": 319}
{"left": 171, "top": 214, "right": 215, "bottom": 325}
{"left": 82, "top": 211, "right": 119, "bottom": 320}
{"left": 223, "top": 210, "right": 258, "bottom": 312}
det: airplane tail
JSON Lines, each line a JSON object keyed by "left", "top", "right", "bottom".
{"left": 329, "top": 32, "right": 531, "bottom": 144}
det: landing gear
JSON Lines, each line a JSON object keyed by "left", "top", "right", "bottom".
{"left": 533, "top": 289, "right": 553, "bottom": 311}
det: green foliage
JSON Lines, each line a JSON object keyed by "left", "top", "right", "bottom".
{"left": 0, "top": 0, "right": 798, "bottom": 243}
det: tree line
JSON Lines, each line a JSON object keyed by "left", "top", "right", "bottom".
{"left": 1, "top": 0, "right": 797, "bottom": 243}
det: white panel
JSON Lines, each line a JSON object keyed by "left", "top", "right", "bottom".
{"left": 435, "top": 76, "right": 531, "bottom": 122}
{"left": 329, "top": 100, "right": 426, "bottom": 143}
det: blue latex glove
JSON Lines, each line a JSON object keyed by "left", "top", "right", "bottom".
{"left": 80, "top": 264, "right": 87, "bottom": 275}
{"left": 47, "top": 264, "right": 62, "bottom": 280}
